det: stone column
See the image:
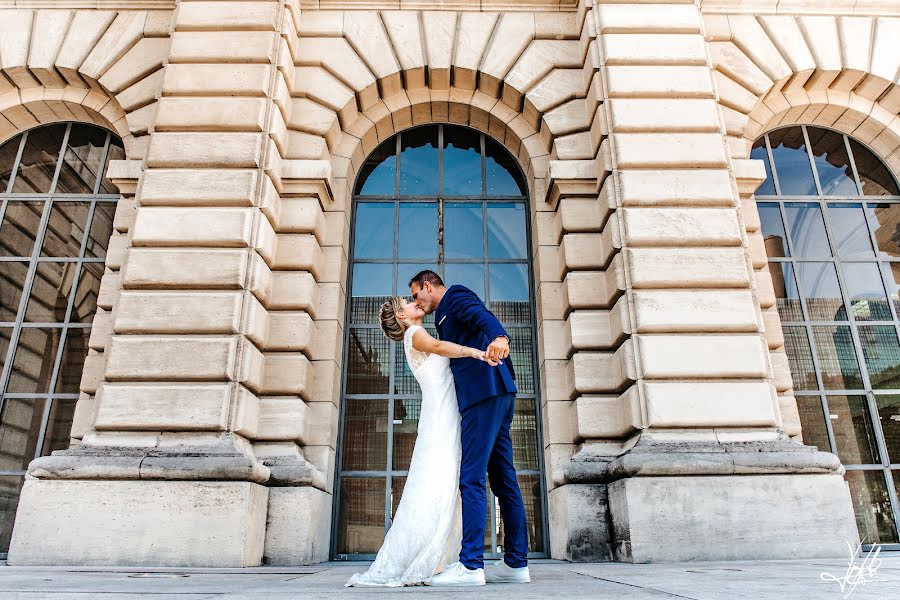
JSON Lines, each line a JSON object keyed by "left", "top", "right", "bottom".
{"left": 9, "top": 0, "right": 330, "bottom": 567}
{"left": 548, "top": 0, "right": 859, "bottom": 563}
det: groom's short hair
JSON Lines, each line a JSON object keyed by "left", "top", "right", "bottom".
{"left": 409, "top": 270, "right": 444, "bottom": 289}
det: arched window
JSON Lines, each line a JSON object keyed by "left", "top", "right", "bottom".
{"left": 0, "top": 123, "right": 123, "bottom": 554}
{"left": 334, "top": 124, "right": 546, "bottom": 560}
{"left": 754, "top": 125, "right": 900, "bottom": 547}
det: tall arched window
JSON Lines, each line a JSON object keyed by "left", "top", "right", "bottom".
{"left": 754, "top": 125, "right": 900, "bottom": 549}
{"left": 0, "top": 123, "right": 123, "bottom": 555}
{"left": 334, "top": 124, "right": 547, "bottom": 560}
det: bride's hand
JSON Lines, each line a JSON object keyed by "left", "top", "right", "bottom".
{"left": 474, "top": 350, "right": 501, "bottom": 367}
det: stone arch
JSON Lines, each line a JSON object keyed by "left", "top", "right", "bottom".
{"left": 0, "top": 7, "right": 173, "bottom": 158}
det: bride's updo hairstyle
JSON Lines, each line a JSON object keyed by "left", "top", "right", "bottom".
{"left": 379, "top": 297, "right": 406, "bottom": 341}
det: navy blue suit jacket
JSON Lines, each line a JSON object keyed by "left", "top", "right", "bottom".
{"left": 434, "top": 285, "right": 517, "bottom": 410}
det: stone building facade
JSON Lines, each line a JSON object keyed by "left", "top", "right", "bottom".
{"left": 1, "top": 0, "right": 899, "bottom": 566}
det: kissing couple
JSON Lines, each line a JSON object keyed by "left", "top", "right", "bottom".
{"left": 346, "top": 270, "right": 530, "bottom": 587}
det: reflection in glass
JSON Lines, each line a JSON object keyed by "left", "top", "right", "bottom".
{"left": 0, "top": 136, "right": 22, "bottom": 192}
{"left": 40, "top": 398, "right": 76, "bottom": 456}
{"left": 758, "top": 203, "right": 789, "bottom": 257}
{"left": 857, "top": 326, "right": 900, "bottom": 390}
{"left": 0, "top": 476, "right": 24, "bottom": 554}
{"left": 512, "top": 400, "right": 539, "bottom": 470}
{"left": 828, "top": 204, "right": 873, "bottom": 257}
{"left": 806, "top": 128, "right": 859, "bottom": 196}
{"left": 487, "top": 204, "right": 527, "bottom": 259}
{"left": 750, "top": 139, "right": 775, "bottom": 196}
{"left": 795, "top": 396, "right": 831, "bottom": 452}
{"left": 40, "top": 202, "right": 90, "bottom": 258}
{"left": 444, "top": 263, "right": 484, "bottom": 298}
{"left": 338, "top": 477, "right": 386, "bottom": 554}
{"left": 827, "top": 395, "right": 880, "bottom": 464}
{"left": 398, "top": 203, "right": 437, "bottom": 259}
{"left": 341, "top": 400, "right": 389, "bottom": 470}
{"left": 507, "top": 327, "right": 534, "bottom": 394}
{"left": 25, "top": 262, "right": 75, "bottom": 323}
{"left": 0, "top": 262, "right": 28, "bottom": 322}
{"left": 56, "top": 125, "right": 108, "bottom": 195}
{"left": 811, "top": 325, "right": 863, "bottom": 390}
{"left": 844, "top": 470, "right": 899, "bottom": 544}
{"left": 485, "top": 137, "right": 525, "bottom": 196}
{"left": 842, "top": 263, "right": 891, "bottom": 322}
{"left": 400, "top": 127, "right": 439, "bottom": 196}
{"left": 346, "top": 329, "right": 391, "bottom": 395}
{"left": 875, "top": 395, "right": 900, "bottom": 464}
{"left": 353, "top": 203, "right": 394, "bottom": 259}
{"left": 98, "top": 142, "right": 124, "bottom": 195}
{"left": 12, "top": 124, "right": 66, "bottom": 194}
{"left": 865, "top": 204, "right": 900, "bottom": 258}
{"left": 356, "top": 138, "right": 396, "bottom": 196}
{"left": 0, "top": 328, "right": 11, "bottom": 376}
{"left": 392, "top": 399, "right": 421, "bottom": 470}
{"left": 516, "top": 473, "right": 545, "bottom": 553}
{"left": 851, "top": 139, "right": 900, "bottom": 197}
{"left": 0, "top": 398, "right": 45, "bottom": 470}
{"left": 54, "top": 329, "right": 90, "bottom": 393}
{"left": 443, "top": 127, "right": 482, "bottom": 195}
{"left": 445, "top": 203, "right": 484, "bottom": 259}
{"left": 85, "top": 202, "right": 116, "bottom": 259}
{"left": 351, "top": 263, "right": 392, "bottom": 323}
{"left": 783, "top": 326, "right": 818, "bottom": 390}
{"left": 397, "top": 263, "right": 437, "bottom": 297}
{"left": 0, "top": 202, "right": 45, "bottom": 258}
{"left": 769, "top": 127, "right": 817, "bottom": 196}
{"left": 6, "top": 327, "right": 62, "bottom": 394}
{"left": 796, "top": 262, "right": 846, "bottom": 321}
{"left": 785, "top": 202, "right": 831, "bottom": 257}
{"left": 390, "top": 476, "right": 405, "bottom": 520}
{"left": 69, "top": 264, "right": 101, "bottom": 323}
{"left": 770, "top": 263, "right": 803, "bottom": 321}
{"left": 489, "top": 264, "right": 530, "bottom": 323}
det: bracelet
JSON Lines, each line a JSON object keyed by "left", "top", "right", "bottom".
{"left": 458, "top": 346, "right": 466, "bottom": 357}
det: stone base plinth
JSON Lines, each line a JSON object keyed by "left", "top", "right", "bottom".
{"left": 8, "top": 480, "right": 268, "bottom": 567}
{"left": 608, "top": 474, "right": 859, "bottom": 563}
{"left": 263, "top": 487, "right": 332, "bottom": 565}
{"left": 548, "top": 483, "right": 614, "bottom": 561}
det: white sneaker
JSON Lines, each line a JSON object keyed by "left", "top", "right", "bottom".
{"left": 485, "top": 559, "right": 531, "bottom": 583}
{"left": 426, "top": 562, "right": 486, "bottom": 587}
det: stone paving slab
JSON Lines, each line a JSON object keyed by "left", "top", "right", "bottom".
{"left": 1, "top": 557, "right": 898, "bottom": 599}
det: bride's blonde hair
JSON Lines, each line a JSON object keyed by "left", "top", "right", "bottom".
{"left": 379, "top": 297, "right": 407, "bottom": 341}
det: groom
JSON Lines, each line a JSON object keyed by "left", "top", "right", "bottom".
{"left": 409, "top": 270, "right": 530, "bottom": 586}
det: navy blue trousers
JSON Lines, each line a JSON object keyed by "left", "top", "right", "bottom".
{"left": 458, "top": 392, "right": 528, "bottom": 570}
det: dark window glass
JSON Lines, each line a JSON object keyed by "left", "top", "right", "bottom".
{"left": 85, "top": 202, "right": 116, "bottom": 259}
{"left": 356, "top": 139, "right": 396, "bottom": 196}
{"left": 806, "top": 128, "right": 859, "bottom": 196}
{"left": 0, "top": 398, "right": 45, "bottom": 470}
{"left": 516, "top": 473, "right": 545, "bottom": 553}
{"left": 842, "top": 263, "right": 891, "bottom": 322}
{"left": 844, "top": 470, "right": 899, "bottom": 544}
{"left": 341, "top": 399, "right": 389, "bottom": 472}
{"left": 0, "top": 202, "right": 45, "bottom": 258}
{"left": 54, "top": 329, "right": 90, "bottom": 394}
{"left": 878, "top": 395, "right": 900, "bottom": 463}
{"left": 443, "top": 127, "right": 482, "bottom": 195}
{"left": 827, "top": 203, "right": 873, "bottom": 257}
{"left": 6, "top": 327, "right": 62, "bottom": 394}
{"left": 851, "top": 139, "right": 900, "bottom": 197}
{"left": 0, "top": 137, "right": 22, "bottom": 193}
{"left": 0, "top": 262, "right": 28, "bottom": 322}
{"left": 392, "top": 398, "right": 420, "bottom": 470}
{"left": 512, "top": 399, "right": 539, "bottom": 470}
{"left": 40, "top": 398, "right": 77, "bottom": 455}
{"left": 485, "top": 137, "right": 525, "bottom": 196}
{"left": 0, "top": 476, "right": 24, "bottom": 554}
{"left": 811, "top": 325, "right": 862, "bottom": 390}
{"left": 98, "top": 141, "right": 124, "bottom": 195}
{"left": 783, "top": 326, "right": 817, "bottom": 390}
{"left": 758, "top": 202, "right": 789, "bottom": 257}
{"left": 345, "top": 329, "right": 390, "bottom": 395}
{"left": 24, "top": 262, "right": 75, "bottom": 323}
{"left": 771, "top": 263, "right": 803, "bottom": 321}
{"left": 398, "top": 203, "right": 437, "bottom": 259}
{"left": 40, "top": 202, "right": 90, "bottom": 257}
{"left": 769, "top": 127, "right": 817, "bottom": 196}
{"left": 399, "top": 127, "right": 439, "bottom": 196}
{"left": 827, "top": 395, "right": 880, "bottom": 464}
{"left": 795, "top": 396, "right": 831, "bottom": 452}
{"left": 886, "top": 263, "right": 900, "bottom": 316}
{"left": 445, "top": 203, "right": 484, "bottom": 259}
{"left": 338, "top": 477, "right": 386, "bottom": 554}
{"left": 12, "top": 124, "right": 66, "bottom": 194}
{"left": 750, "top": 139, "right": 776, "bottom": 196}
{"left": 857, "top": 326, "right": 900, "bottom": 390}
{"left": 353, "top": 203, "right": 394, "bottom": 259}
{"left": 785, "top": 202, "right": 831, "bottom": 257}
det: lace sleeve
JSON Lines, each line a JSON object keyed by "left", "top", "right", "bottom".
{"left": 403, "top": 325, "right": 431, "bottom": 372}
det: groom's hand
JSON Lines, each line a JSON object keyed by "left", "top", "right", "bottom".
{"left": 486, "top": 336, "right": 510, "bottom": 362}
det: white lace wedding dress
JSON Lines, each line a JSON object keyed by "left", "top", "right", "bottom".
{"left": 345, "top": 324, "right": 463, "bottom": 587}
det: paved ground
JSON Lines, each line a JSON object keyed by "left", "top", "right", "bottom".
{"left": 1, "top": 556, "right": 899, "bottom": 599}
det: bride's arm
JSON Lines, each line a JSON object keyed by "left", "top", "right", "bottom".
{"left": 410, "top": 328, "right": 500, "bottom": 366}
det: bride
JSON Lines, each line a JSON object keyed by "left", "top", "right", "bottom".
{"left": 345, "top": 297, "right": 499, "bottom": 587}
